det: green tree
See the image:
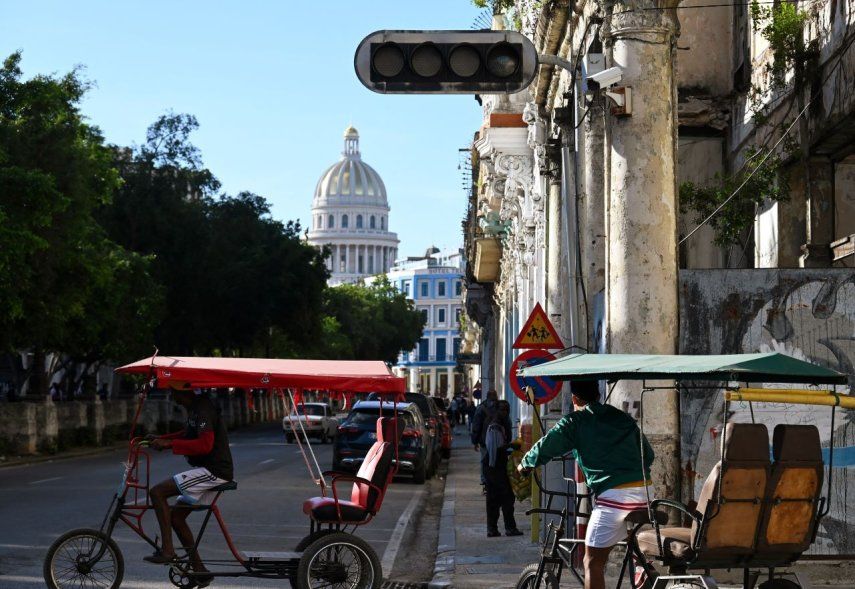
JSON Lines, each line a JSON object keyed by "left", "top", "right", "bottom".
{"left": 321, "top": 277, "right": 425, "bottom": 363}
{"left": 0, "top": 52, "right": 160, "bottom": 394}
{"left": 100, "top": 114, "right": 329, "bottom": 357}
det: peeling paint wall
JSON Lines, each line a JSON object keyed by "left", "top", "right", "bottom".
{"left": 680, "top": 268, "right": 855, "bottom": 555}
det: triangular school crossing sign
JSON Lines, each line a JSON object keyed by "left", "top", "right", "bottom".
{"left": 512, "top": 302, "right": 565, "bottom": 349}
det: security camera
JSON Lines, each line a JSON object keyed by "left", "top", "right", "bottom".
{"left": 587, "top": 66, "right": 623, "bottom": 91}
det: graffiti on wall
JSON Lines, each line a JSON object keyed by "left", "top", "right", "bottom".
{"left": 680, "top": 269, "right": 855, "bottom": 556}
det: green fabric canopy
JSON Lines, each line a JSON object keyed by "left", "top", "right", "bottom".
{"left": 516, "top": 352, "right": 848, "bottom": 385}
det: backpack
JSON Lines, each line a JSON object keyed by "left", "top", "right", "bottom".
{"left": 485, "top": 422, "right": 507, "bottom": 467}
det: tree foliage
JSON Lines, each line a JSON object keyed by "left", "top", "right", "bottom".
{"left": 99, "top": 114, "right": 330, "bottom": 357}
{"left": 321, "top": 277, "right": 426, "bottom": 363}
{"left": 0, "top": 52, "right": 161, "bottom": 391}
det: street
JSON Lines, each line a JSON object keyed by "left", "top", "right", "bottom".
{"left": 0, "top": 424, "right": 437, "bottom": 588}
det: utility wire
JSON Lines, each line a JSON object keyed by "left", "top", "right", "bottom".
{"left": 679, "top": 97, "right": 811, "bottom": 245}
{"left": 679, "top": 25, "right": 855, "bottom": 244}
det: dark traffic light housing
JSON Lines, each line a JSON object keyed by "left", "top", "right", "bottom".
{"left": 355, "top": 30, "right": 538, "bottom": 94}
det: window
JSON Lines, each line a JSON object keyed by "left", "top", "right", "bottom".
{"left": 381, "top": 216, "right": 386, "bottom": 230}
{"left": 438, "top": 308, "right": 446, "bottom": 324}
{"left": 339, "top": 253, "right": 346, "bottom": 273}
{"left": 437, "top": 281, "right": 446, "bottom": 297}
{"left": 328, "top": 214, "right": 334, "bottom": 228}
{"left": 420, "top": 308, "right": 429, "bottom": 323}
{"left": 356, "top": 214, "right": 363, "bottom": 228}
{"left": 455, "top": 281, "right": 462, "bottom": 296}
{"left": 358, "top": 254, "right": 364, "bottom": 273}
{"left": 341, "top": 214, "right": 349, "bottom": 228}
{"left": 453, "top": 337, "right": 461, "bottom": 359}
{"left": 418, "top": 338, "right": 429, "bottom": 362}
{"left": 420, "top": 282, "right": 429, "bottom": 298}
{"left": 370, "top": 215, "right": 376, "bottom": 229}
{"left": 436, "top": 338, "right": 447, "bottom": 362}
{"left": 403, "top": 280, "right": 411, "bottom": 296}
{"left": 455, "top": 308, "right": 462, "bottom": 323}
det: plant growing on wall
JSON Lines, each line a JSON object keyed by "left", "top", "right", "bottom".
{"left": 679, "top": 148, "right": 788, "bottom": 249}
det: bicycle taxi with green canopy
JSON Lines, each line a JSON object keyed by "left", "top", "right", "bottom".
{"left": 514, "top": 351, "right": 851, "bottom": 589}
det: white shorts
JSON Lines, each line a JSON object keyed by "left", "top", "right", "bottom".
{"left": 585, "top": 485, "right": 652, "bottom": 548}
{"left": 173, "top": 468, "right": 229, "bottom": 506}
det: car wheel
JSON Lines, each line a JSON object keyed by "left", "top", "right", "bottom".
{"left": 285, "top": 433, "right": 294, "bottom": 444}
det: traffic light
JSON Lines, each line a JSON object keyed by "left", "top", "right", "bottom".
{"left": 354, "top": 30, "right": 538, "bottom": 94}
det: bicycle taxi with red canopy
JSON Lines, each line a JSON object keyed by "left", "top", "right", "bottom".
{"left": 43, "top": 354, "right": 407, "bottom": 589}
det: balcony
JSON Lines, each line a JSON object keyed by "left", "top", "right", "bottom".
{"left": 473, "top": 237, "right": 500, "bottom": 282}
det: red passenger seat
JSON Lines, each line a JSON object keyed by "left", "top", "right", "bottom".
{"left": 303, "top": 417, "right": 396, "bottom": 524}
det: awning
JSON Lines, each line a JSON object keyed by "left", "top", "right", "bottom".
{"left": 516, "top": 352, "right": 848, "bottom": 386}
{"left": 116, "top": 356, "right": 406, "bottom": 393}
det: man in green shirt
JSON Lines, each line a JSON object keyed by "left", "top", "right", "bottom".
{"left": 518, "top": 380, "right": 654, "bottom": 589}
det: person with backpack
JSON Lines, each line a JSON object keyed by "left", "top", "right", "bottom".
{"left": 484, "top": 400, "right": 523, "bottom": 537}
{"left": 471, "top": 389, "right": 499, "bottom": 488}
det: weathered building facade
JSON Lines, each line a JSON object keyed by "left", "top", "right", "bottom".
{"left": 462, "top": 0, "right": 855, "bottom": 553}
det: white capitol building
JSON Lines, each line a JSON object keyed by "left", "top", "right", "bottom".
{"left": 308, "top": 126, "right": 399, "bottom": 285}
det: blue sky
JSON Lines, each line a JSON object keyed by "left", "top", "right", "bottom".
{"left": 1, "top": 1, "right": 486, "bottom": 256}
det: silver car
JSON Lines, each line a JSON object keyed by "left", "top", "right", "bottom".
{"left": 283, "top": 402, "right": 339, "bottom": 444}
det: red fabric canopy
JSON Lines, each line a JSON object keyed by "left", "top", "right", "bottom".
{"left": 115, "top": 356, "right": 406, "bottom": 395}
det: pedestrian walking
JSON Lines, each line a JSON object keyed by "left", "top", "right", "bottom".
{"left": 470, "top": 389, "right": 499, "bottom": 489}
{"left": 484, "top": 400, "right": 522, "bottom": 537}
{"left": 457, "top": 396, "right": 468, "bottom": 425}
{"left": 449, "top": 395, "right": 460, "bottom": 432}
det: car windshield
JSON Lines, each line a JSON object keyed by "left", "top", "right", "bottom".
{"left": 346, "top": 408, "right": 415, "bottom": 431}
{"left": 294, "top": 405, "right": 325, "bottom": 416}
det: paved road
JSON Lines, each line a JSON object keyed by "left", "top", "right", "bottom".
{"left": 0, "top": 424, "right": 428, "bottom": 588}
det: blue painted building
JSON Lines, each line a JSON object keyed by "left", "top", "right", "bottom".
{"left": 383, "top": 247, "right": 467, "bottom": 395}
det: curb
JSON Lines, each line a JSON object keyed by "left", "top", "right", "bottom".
{"left": 429, "top": 470, "right": 456, "bottom": 588}
{"left": 0, "top": 443, "right": 125, "bottom": 469}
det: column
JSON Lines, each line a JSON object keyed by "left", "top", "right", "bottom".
{"left": 800, "top": 157, "right": 835, "bottom": 267}
{"left": 604, "top": 2, "right": 680, "bottom": 499}
{"left": 345, "top": 245, "right": 351, "bottom": 276}
{"left": 375, "top": 246, "right": 381, "bottom": 274}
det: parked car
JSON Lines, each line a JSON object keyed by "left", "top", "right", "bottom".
{"left": 431, "top": 397, "right": 452, "bottom": 459}
{"left": 369, "top": 391, "right": 442, "bottom": 476}
{"left": 283, "top": 402, "right": 338, "bottom": 444}
{"left": 332, "top": 400, "right": 431, "bottom": 483}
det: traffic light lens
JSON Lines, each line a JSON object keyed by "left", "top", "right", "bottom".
{"left": 372, "top": 43, "right": 405, "bottom": 78}
{"left": 410, "top": 43, "right": 443, "bottom": 77}
{"left": 449, "top": 44, "right": 481, "bottom": 77}
{"left": 486, "top": 43, "right": 519, "bottom": 78}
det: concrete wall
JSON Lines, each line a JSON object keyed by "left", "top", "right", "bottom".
{"left": 0, "top": 390, "right": 285, "bottom": 458}
{"left": 680, "top": 268, "right": 855, "bottom": 555}
{"left": 676, "top": 0, "right": 733, "bottom": 95}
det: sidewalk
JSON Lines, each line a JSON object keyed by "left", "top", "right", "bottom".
{"left": 431, "top": 429, "right": 542, "bottom": 588}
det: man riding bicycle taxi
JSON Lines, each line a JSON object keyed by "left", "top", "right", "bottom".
{"left": 146, "top": 387, "right": 234, "bottom": 587}
{"left": 518, "top": 380, "right": 654, "bottom": 589}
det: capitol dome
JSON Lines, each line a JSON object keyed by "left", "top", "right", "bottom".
{"left": 313, "top": 127, "right": 387, "bottom": 207}
{"left": 307, "top": 127, "right": 399, "bottom": 286}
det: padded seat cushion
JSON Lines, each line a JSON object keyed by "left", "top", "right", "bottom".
{"left": 637, "top": 526, "right": 694, "bottom": 561}
{"left": 302, "top": 497, "right": 369, "bottom": 522}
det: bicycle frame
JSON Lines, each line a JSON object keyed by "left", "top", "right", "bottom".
{"left": 526, "top": 466, "right": 659, "bottom": 589}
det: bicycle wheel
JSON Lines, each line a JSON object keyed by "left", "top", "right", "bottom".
{"left": 515, "top": 562, "right": 559, "bottom": 589}
{"left": 296, "top": 531, "right": 381, "bottom": 589}
{"left": 43, "top": 528, "right": 124, "bottom": 589}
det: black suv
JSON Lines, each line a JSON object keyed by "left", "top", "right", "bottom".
{"left": 368, "top": 392, "right": 442, "bottom": 477}
{"left": 332, "top": 400, "right": 431, "bottom": 483}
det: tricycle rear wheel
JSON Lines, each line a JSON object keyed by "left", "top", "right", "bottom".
{"left": 296, "top": 531, "right": 381, "bottom": 589}
{"left": 43, "top": 528, "right": 124, "bottom": 589}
